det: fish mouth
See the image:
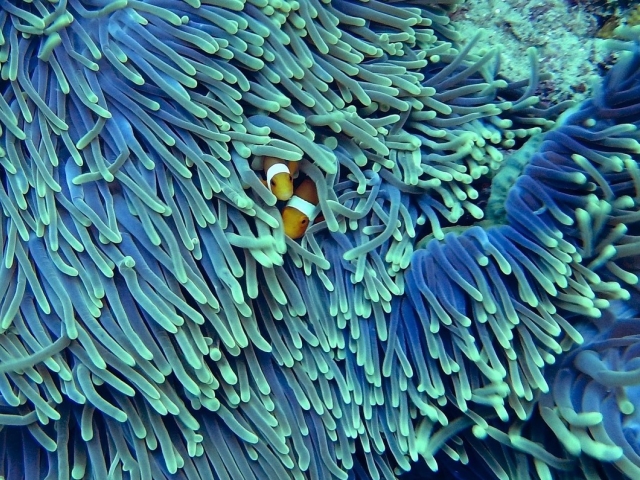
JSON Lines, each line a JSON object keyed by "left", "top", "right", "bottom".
{"left": 284, "top": 224, "right": 304, "bottom": 239}
{"left": 275, "top": 189, "right": 293, "bottom": 201}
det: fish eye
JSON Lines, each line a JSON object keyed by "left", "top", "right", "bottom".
{"left": 270, "top": 180, "right": 276, "bottom": 187}
{"left": 301, "top": 218, "right": 308, "bottom": 225}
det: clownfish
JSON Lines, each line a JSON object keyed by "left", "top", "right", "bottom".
{"left": 283, "top": 178, "right": 321, "bottom": 239}
{"left": 261, "top": 157, "right": 298, "bottom": 201}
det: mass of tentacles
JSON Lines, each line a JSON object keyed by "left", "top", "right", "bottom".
{"left": 1, "top": 0, "right": 640, "bottom": 479}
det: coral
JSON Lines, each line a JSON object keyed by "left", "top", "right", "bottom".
{"left": 0, "top": 0, "right": 639, "bottom": 479}
{"left": 592, "top": 1, "right": 640, "bottom": 38}
{"left": 597, "top": 16, "right": 621, "bottom": 38}
{"left": 454, "top": 0, "right": 607, "bottom": 104}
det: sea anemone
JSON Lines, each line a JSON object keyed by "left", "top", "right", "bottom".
{"left": 1, "top": 0, "right": 639, "bottom": 479}
{"left": 402, "top": 31, "right": 640, "bottom": 479}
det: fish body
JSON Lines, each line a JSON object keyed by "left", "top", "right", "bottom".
{"left": 283, "top": 179, "right": 320, "bottom": 239}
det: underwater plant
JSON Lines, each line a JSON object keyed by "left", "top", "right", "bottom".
{"left": 1, "top": 0, "right": 640, "bottom": 479}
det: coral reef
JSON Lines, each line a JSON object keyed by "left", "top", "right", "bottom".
{"left": 454, "top": 0, "right": 609, "bottom": 104}
{"left": 0, "top": 0, "right": 639, "bottom": 479}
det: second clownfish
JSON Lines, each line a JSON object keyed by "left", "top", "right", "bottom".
{"left": 283, "top": 179, "right": 321, "bottom": 239}
{"left": 261, "top": 157, "right": 298, "bottom": 201}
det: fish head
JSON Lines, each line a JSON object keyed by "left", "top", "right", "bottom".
{"left": 282, "top": 206, "right": 310, "bottom": 239}
{"left": 270, "top": 172, "right": 294, "bottom": 201}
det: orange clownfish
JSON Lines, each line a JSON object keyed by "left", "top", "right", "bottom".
{"left": 283, "top": 179, "right": 321, "bottom": 239}
{"left": 261, "top": 157, "right": 298, "bottom": 201}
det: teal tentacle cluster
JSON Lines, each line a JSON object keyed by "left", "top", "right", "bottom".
{"left": 398, "top": 42, "right": 640, "bottom": 479}
{"left": 1, "top": 0, "right": 639, "bottom": 479}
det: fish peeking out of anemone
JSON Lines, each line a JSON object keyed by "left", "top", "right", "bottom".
{"left": 282, "top": 178, "right": 321, "bottom": 239}
{"left": 260, "top": 156, "right": 298, "bottom": 201}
